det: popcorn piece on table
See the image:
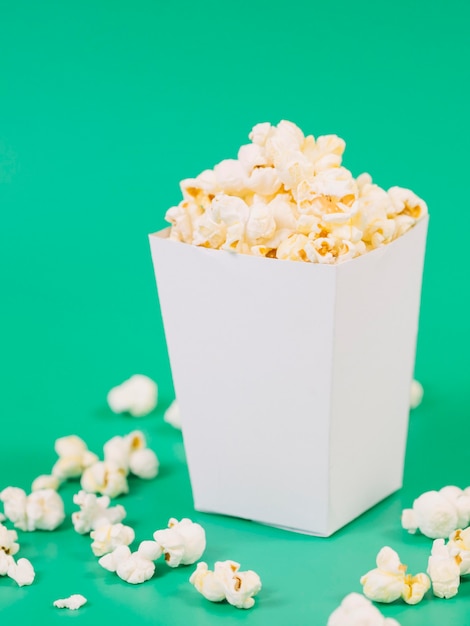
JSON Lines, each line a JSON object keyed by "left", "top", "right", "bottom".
{"left": 327, "top": 592, "right": 401, "bottom": 626}
{"left": 104, "top": 431, "right": 159, "bottom": 480}
{"left": 80, "top": 461, "right": 128, "bottom": 498}
{"left": 107, "top": 374, "right": 158, "bottom": 417}
{"left": 153, "top": 518, "right": 206, "bottom": 567}
{"left": 31, "top": 474, "right": 61, "bottom": 492}
{"left": 448, "top": 527, "right": 470, "bottom": 575}
{"left": 360, "top": 546, "right": 430, "bottom": 605}
{"left": 1, "top": 487, "right": 65, "bottom": 532}
{"left": 99, "top": 541, "right": 162, "bottom": 584}
{"left": 72, "top": 490, "right": 126, "bottom": 534}
{"left": 410, "top": 380, "right": 424, "bottom": 409}
{"left": 52, "top": 435, "right": 98, "bottom": 481}
{"left": 7, "top": 557, "right": 35, "bottom": 587}
{"left": 90, "top": 523, "right": 135, "bottom": 557}
{"left": 402, "top": 487, "right": 470, "bottom": 538}
{"left": 0, "top": 520, "right": 36, "bottom": 586}
{"left": 190, "top": 560, "right": 262, "bottom": 609}
{"left": 53, "top": 594, "right": 87, "bottom": 610}
{"left": 0, "top": 522, "right": 20, "bottom": 556}
{"left": 427, "top": 539, "right": 460, "bottom": 599}
{"left": 164, "top": 400, "right": 182, "bottom": 430}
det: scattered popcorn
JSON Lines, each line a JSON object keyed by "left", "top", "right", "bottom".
{"left": 164, "top": 400, "right": 182, "bottom": 430}
{"left": 72, "top": 490, "right": 126, "bottom": 534}
{"left": 190, "top": 560, "right": 262, "bottom": 609}
{"left": 448, "top": 527, "right": 470, "bottom": 575}
{"left": 0, "top": 523, "right": 20, "bottom": 556}
{"left": 104, "top": 431, "right": 159, "bottom": 479}
{"left": 360, "top": 546, "right": 430, "bottom": 605}
{"left": 153, "top": 518, "right": 206, "bottom": 567}
{"left": 327, "top": 592, "right": 401, "bottom": 626}
{"left": 99, "top": 541, "right": 161, "bottom": 584}
{"left": 0, "top": 487, "right": 65, "bottom": 532}
{"left": 52, "top": 435, "right": 98, "bottom": 481}
{"left": 53, "top": 594, "right": 87, "bottom": 610}
{"left": 166, "top": 121, "right": 427, "bottom": 264}
{"left": 31, "top": 474, "right": 61, "bottom": 492}
{"left": 90, "top": 523, "right": 135, "bottom": 557}
{"left": 410, "top": 380, "right": 424, "bottom": 409}
{"left": 107, "top": 374, "right": 158, "bottom": 417}
{"left": 402, "top": 487, "right": 470, "bottom": 538}
{"left": 81, "top": 461, "right": 128, "bottom": 498}
{"left": 427, "top": 539, "right": 460, "bottom": 599}
{"left": 7, "top": 557, "right": 35, "bottom": 587}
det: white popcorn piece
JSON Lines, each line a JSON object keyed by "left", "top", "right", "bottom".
{"left": 90, "top": 523, "right": 135, "bottom": 557}
{"left": 164, "top": 400, "right": 182, "bottom": 429}
{"left": 360, "top": 546, "right": 430, "bottom": 605}
{"left": 0, "top": 523, "right": 20, "bottom": 556}
{"left": 427, "top": 538, "right": 460, "bottom": 598}
{"left": 387, "top": 186, "right": 428, "bottom": 221}
{"left": 72, "top": 490, "right": 126, "bottom": 534}
{"left": 410, "top": 379, "right": 424, "bottom": 409}
{"left": 53, "top": 594, "right": 87, "bottom": 610}
{"left": 7, "top": 557, "right": 35, "bottom": 587}
{"left": 99, "top": 542, "right": 160, "bottom": 584}
{"left": 402, "top": 488, "right": 470, "bottom": 538}
{"left": 327, "top": 592, "right": 402, "bottom": 626}
{"left": 1, "top": 487, "right": 64, "bottom": 532}
{"left": 153, "top": 517, "right": 206, "bottom": 567}
{"left": 31, "top": 474, "right": 61, "bottom": 492}
{"left": 0, "top": 551, "right": 14, "bottom": 576}
{"left": 128, "top": 448, "right": 159, "bottom": 479}
{"left": 213, "top": 159, "right": 248, "bottom": 195}
{"left": 81, "top": 461, "right": 129, "bottom": 498}
{"left": 107, "top": 374, "right": 158, "bottom": 418}
{"left": 448, "top": 527, "right": 470, "bottom": 575}
{"left": 52, "top": 435, "right": 99, "bottom": 480}
{"left": 190, "top": 560, "right": 261, "bottom": 609}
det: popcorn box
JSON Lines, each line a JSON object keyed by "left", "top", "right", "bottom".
{"left": 149, "top": 216, "right": 428, "bottom": 536}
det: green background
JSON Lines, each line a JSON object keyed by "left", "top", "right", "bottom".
{"left": 1, "top": 0, "right": 469, "bottom": 623}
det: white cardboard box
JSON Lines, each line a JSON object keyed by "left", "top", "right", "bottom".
{"left": 149, "top": 216, "right": 428, "bottom": 536}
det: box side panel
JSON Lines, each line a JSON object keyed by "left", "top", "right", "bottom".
{"left": 149, "top": 235, "right": 335, "bottom": 534}
{"left": 327, "top": 218, "right": 428, "bottom": 533}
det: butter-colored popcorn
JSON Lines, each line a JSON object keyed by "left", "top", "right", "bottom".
{"left": 90, "top": 523, "right": 135, "bottom": 556}
{"left": 52, "top": 435, "right": 99, "bottom": 481}
{"left": 53, "top": 594, "right": 87, "bottom": 610}
{"left": 99, "top": 542, "right": 160, "bottom": 584}
{"left": 164, "top": 400, "right": 182, "bottom": 429}
{"left": 448, "top": 527, "right": 470, "bottom": 575}
{"left": 80, "top": 461, "right": 129, "bottom": 498}
{"left": 103, "top": 431, "right": 159, "bottom": 479}
{"left": 213, "top": 159, "right": 248, "bottom": 195}
{"left": 327, "top": 592, "right": 401, "bottom": 626}
{"left": 31, "top": 474, "right": 61, "bottom": 492}
{"left": 410, "top": 379, "right": 424, "bottom": 409}
{"left": 427, "top": 538, "right": 460, "bottom": 599}
{"left": 189, "top": 560, "right": 261, "bottom": 609}
{"left": 153, "top": 517, "right": 206, "bottom": 567}
{"left": 107, "top": 374, "right": 158, "bottom": 417}
{"left": 72, "top": 490, "right": 126, "bottom": 534}
{"left": 402, "top": 487, "right": 470, "bottom": 538}
{"left": 1, "top": 487, "right": 64, "bottom": 532}
{"left": 0, "top": 523, "right": 20, "bottom": 556}
{"left": 360, "top": 546, "right": 430, "bottom": 605}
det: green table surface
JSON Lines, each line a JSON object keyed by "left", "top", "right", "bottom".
{"left": 1, "top": 1, "right": 470, "bottom": 624}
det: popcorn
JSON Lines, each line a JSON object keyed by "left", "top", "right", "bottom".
{"left": 6, "top": 557, "right": 35, "bottom": 587}
{"left": 31, "top": 474, "right": 61, "bottom": 492}
{"left": 80, "top": 461, "right": 129, "bottom": 498}
{"left": 52, "top": 435, "right": 98, "bottom": 480}
{"left": 166, "top": 121, "right": 427, "bottom": 264}
{"left": 53, "top": 594, "right": 87, "bottom": 610}
{"left": 72, "top": 490, "right": 126, "bottom": 534}
{"left": 0, "top": 523, "right": 20, "bottom": 556}
{"left": 448, "top": 527, "right": 470, "bottom": 575}
{"left": 153, "top": 517, "right": 206, "bottom": 567}
{"left": 90, "top": 523, "right": 135, "bottom": 556}
{"left": 410, "top": 379, "right": 424, "bottom": 409}
{"left": 327, "top": 592, "right": 401, "bottom": 626}
{"left": 402, "top": 487, "right": 470, "bottom": 538}
{"left": 190, "top": 560, "right": 262, "bottom": 609}
{"left": 99, "top": 541, "right": 162, "bottom": 584}
{"left": 360, "top": 546, "right": 430, "bottom": 605}
{"left": 107, "top": 374, "right": 158, "bottom": 417}
{"left": 164, "top": 400, "right": 182, "bottom": 429}
{"left": 0, "top": 520, "right": 35, "bottom": 586}
{"left": 427, "top": 539, "right": 460, "bottom": 598}
{"left": 0, "top": 487, "right": 65, "bottom": 532}
{"left": 103, "top": 431, "right": 159, "bottom": 479}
